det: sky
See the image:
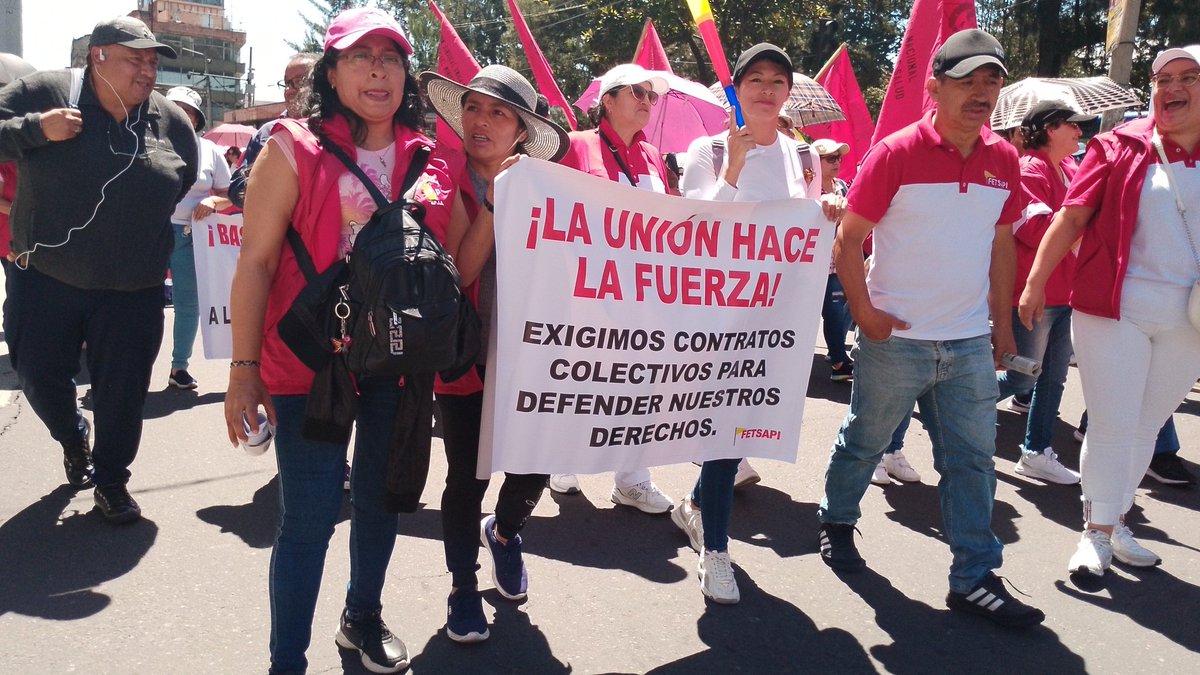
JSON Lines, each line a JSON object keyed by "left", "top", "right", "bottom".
{"left": 21, "top": 0, "right": 315, "bottom": 104}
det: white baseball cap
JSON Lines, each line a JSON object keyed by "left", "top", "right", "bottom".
{"left": 598, "top": 64, "right": 669, "bottom": 97}
{"left": 1152, "top": 45, "right": 1200, "bottom": 75}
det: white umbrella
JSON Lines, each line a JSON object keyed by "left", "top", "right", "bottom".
{"left": 991, "top": 76, "right": 1141, "bottom": 130}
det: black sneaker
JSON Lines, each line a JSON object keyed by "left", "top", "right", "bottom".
{"left": 168, "top": 369, "right": 198, "bottom": 390}
{"left": 830, "top": 361, "right": 854, "bottom": 382}
{"left": 818, "top": 523, "right": 865, "bottom": 571}
{"left": 1147, "top": 453, "right": 1195, "bottom": 486}
{"left": 93, "top": 483, "right": 141, "bottom": 525}
{"left": 335, "top": 608, "right": 409, "bottom": 673}
{"left": 946, "top": 572, "right": 1045, "bottom": 628}
{"left": 62, "top": 418, "right": 94, "bottom": 489}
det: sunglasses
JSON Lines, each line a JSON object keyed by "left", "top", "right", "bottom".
{"left": 625, "top": 84, "right": 660, "bottom": 105}
{"left": 821, "top": 155, "right": 842, "bottom": 163}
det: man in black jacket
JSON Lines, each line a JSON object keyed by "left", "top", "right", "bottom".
{"left": 0, "top": 16, "right": 197, "bottom": 524}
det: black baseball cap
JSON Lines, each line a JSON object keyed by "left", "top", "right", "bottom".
{"left": 733, "top": 43, "right": 794, "bottom": 86}
{"left": 932, "top": 29, "right": 1006, "bottom": 79}
{"left": 89, "top": 16, "right": 177, "bottom": 58}
{"left": 1022, "top": 99, "right": 1093, "bottom": 130}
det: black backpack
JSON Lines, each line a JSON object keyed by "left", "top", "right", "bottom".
{"left": 279, "top": 138, "right": 479, "bottom": 380}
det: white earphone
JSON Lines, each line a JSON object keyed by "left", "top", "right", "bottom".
{"left": 98, "top": 50, "right": 107, "bottom": 62}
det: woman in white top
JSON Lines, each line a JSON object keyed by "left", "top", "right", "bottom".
{"left": 164, "top": 86, "right": 232, "bottom": 390}
{"left": 674, "top": 43, "right": 844, "bottom": 604}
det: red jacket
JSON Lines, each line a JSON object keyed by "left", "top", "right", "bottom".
{"left": 259, "top": 116, "right": 434, "bottom": 395}
{"left": 1063, "top": 117, "right": 1156, "bottom": 319}
{"left": 1013, "top": 149, "right": 1077, "bottom": 305}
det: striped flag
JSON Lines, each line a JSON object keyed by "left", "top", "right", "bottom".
{"left": 684, "top": 0, "right": 742, "bottom": 124}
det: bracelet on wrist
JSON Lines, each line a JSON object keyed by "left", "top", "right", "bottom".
{"left": 230, "top": 360, "right": 260, "bottom": 368}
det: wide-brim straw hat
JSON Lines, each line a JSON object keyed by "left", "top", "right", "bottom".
{"left": 420, "top": 65, "right": 569, "bottom": 162}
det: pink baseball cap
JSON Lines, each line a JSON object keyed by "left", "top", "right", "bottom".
{"left": 324, "top": 7, "right": 412, "bottom": 56}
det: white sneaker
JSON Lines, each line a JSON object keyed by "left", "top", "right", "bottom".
{"left": 699, "top": 548, "right": 740, "bottom": 604}
{"left": 1111, "top": 524, "right": 1162, "bottom": 567}
{"left": 882, "top": 451, "right": 921, "bottom": 482}
{"left": 1068, "top": 529, "right": 1113, "bottom": 576}
{"left": 671, "top": 498, "right": 704, "bottom": 552}
{"left": 548, "top": 473, "right": 580, "bottom": 495}
{"left": 734, "top": 458, "right": 761, "bottom": 488}
{"left": 1015, "top": 448, "right": 1080, "bottom": 484}
{"left": 611, "top": 481, "right": 673, "bottom": 514}
{"left": 870, "top": 461, "right": 890, "bottom": 485}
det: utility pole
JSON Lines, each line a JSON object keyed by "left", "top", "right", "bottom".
{"left": 180, "top": 46, "right": 213, "bottom": 125}
{"left": 0, "top": 0, "right": 22, "bottom": 56}
{"left": 1103, "top": 0, "right": 1142, "bottom": 131}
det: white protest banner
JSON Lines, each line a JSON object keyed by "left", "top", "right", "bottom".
{"left": 478, "top": 159, "right": 832, "bottom": 477}
{"left": 191, "top": 211, "right": 243, "bottom": 360}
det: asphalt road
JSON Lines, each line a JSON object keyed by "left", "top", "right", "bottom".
{"left": 1, "top": 295, "right": 1199, "bottom": 674}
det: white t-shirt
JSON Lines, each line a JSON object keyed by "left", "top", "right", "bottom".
{"left": 679, "top": 130, "right": 822, "bottom": 202}
{"left": 171, "top": 137, "right": 232, "bottom": 225}
{"left": 1121, "top": 159, "right": 1200, "bottom": 322}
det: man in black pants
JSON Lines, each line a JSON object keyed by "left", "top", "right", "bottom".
{"left": 0, "top": 16, "right": 197, "bottom": 523}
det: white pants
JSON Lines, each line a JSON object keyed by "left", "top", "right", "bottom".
{"left": 1072, "top": 310, "right": 1200, "bottom": 525}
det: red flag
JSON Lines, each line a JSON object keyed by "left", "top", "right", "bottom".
{"left": 633, "top": 19, "right": 673, "bottom": 73}
{"left": 505, "top": 0, "right": 578, "bottom": 129}
{"left": 870, "top": 0, "right": 977, "bottom": 146}
{"left": 428, "top": 1, "right": 481, "bottom": 151}
{"left": 805, "top": 44, "right": 875, "bottom": 181}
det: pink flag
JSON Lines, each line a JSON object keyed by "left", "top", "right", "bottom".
{"left": 505, "top": 0, "right": 578, "bottom": 129}
{"left": 428, "top": 1, "right": 481, "bottom": 151}
{"left": 633, "top": 19, "right": 673, "bottom": 73}
{"left": 805, "top": 44, "right": 875, "bottom": 181}
{"left": 870, "top": 0, "right": 977, "bottom": 146}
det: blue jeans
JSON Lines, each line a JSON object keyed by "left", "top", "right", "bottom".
{"left": 690, "top": 458, "right": 739, "bottom": 552}
{"left": 268, "top": 378, "right": 402, "bottom": 673}
{"left": 822, "top": 274, "right": 852, "bottom": 364}
{"left": 997, "top": 306, "right": 1073, "bottom": 454}
{"left": 819, "top": 332, "right": 1003, "bottom": 593}
{"left": 168, "top": 223, "right": 199, "bottom": 370}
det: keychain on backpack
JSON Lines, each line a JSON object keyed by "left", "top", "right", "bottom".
{"left": 331, "top": 284, "right": 352, "bottom": 354}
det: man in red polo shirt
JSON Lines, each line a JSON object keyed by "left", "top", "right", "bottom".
{"left": 815, "top": 29, "right": 1044, "bottom": 628}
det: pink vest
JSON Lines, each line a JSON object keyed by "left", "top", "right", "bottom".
{"left": 259, "top": 116, "right": 432, "bottom": 394}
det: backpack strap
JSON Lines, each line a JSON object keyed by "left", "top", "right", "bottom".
{"left": 712, "top": 136, "right": 816, "bottom": 187}
{"left": 321, "top": 136, "right": 431, "bottom": 208}
{"left": 795, "top": 142, "right": 815, "bottom": 186}
{"left": 286, "top": 227, "right": 319, "bottom": 282}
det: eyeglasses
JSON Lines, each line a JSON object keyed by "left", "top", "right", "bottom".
{"left": 276, "top": 78, "right": 306, "bottom": 90}
{"left": 1151, "top": 71, "right": 1200, "bottom": 89}
{"left": 338, "top": 52, "right": 405, "bottom": 71}
{"left": 626, "top": 84, "right": 660, "bottom": 105}
{"left": 820, "top": 155, "right": 842, "bottom": 163}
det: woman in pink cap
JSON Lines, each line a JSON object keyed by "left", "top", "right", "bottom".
{"left": 224, "top": 8, "right": 427, "bottom": 673}
{"left": 1021, "top": 45, "right": 1200, "bottom": 579}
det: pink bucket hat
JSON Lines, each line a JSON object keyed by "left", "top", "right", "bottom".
{"left": 324, "top": 7, "right": 412, "bottom": 56}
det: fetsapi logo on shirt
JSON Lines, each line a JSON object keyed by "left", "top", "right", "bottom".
{"left": 984, "top": 170, "right": 1009, "bottom": 190}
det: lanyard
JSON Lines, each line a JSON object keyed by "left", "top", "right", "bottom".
{"left": 598, "top": 130, "right": 640, "bottom": 187}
